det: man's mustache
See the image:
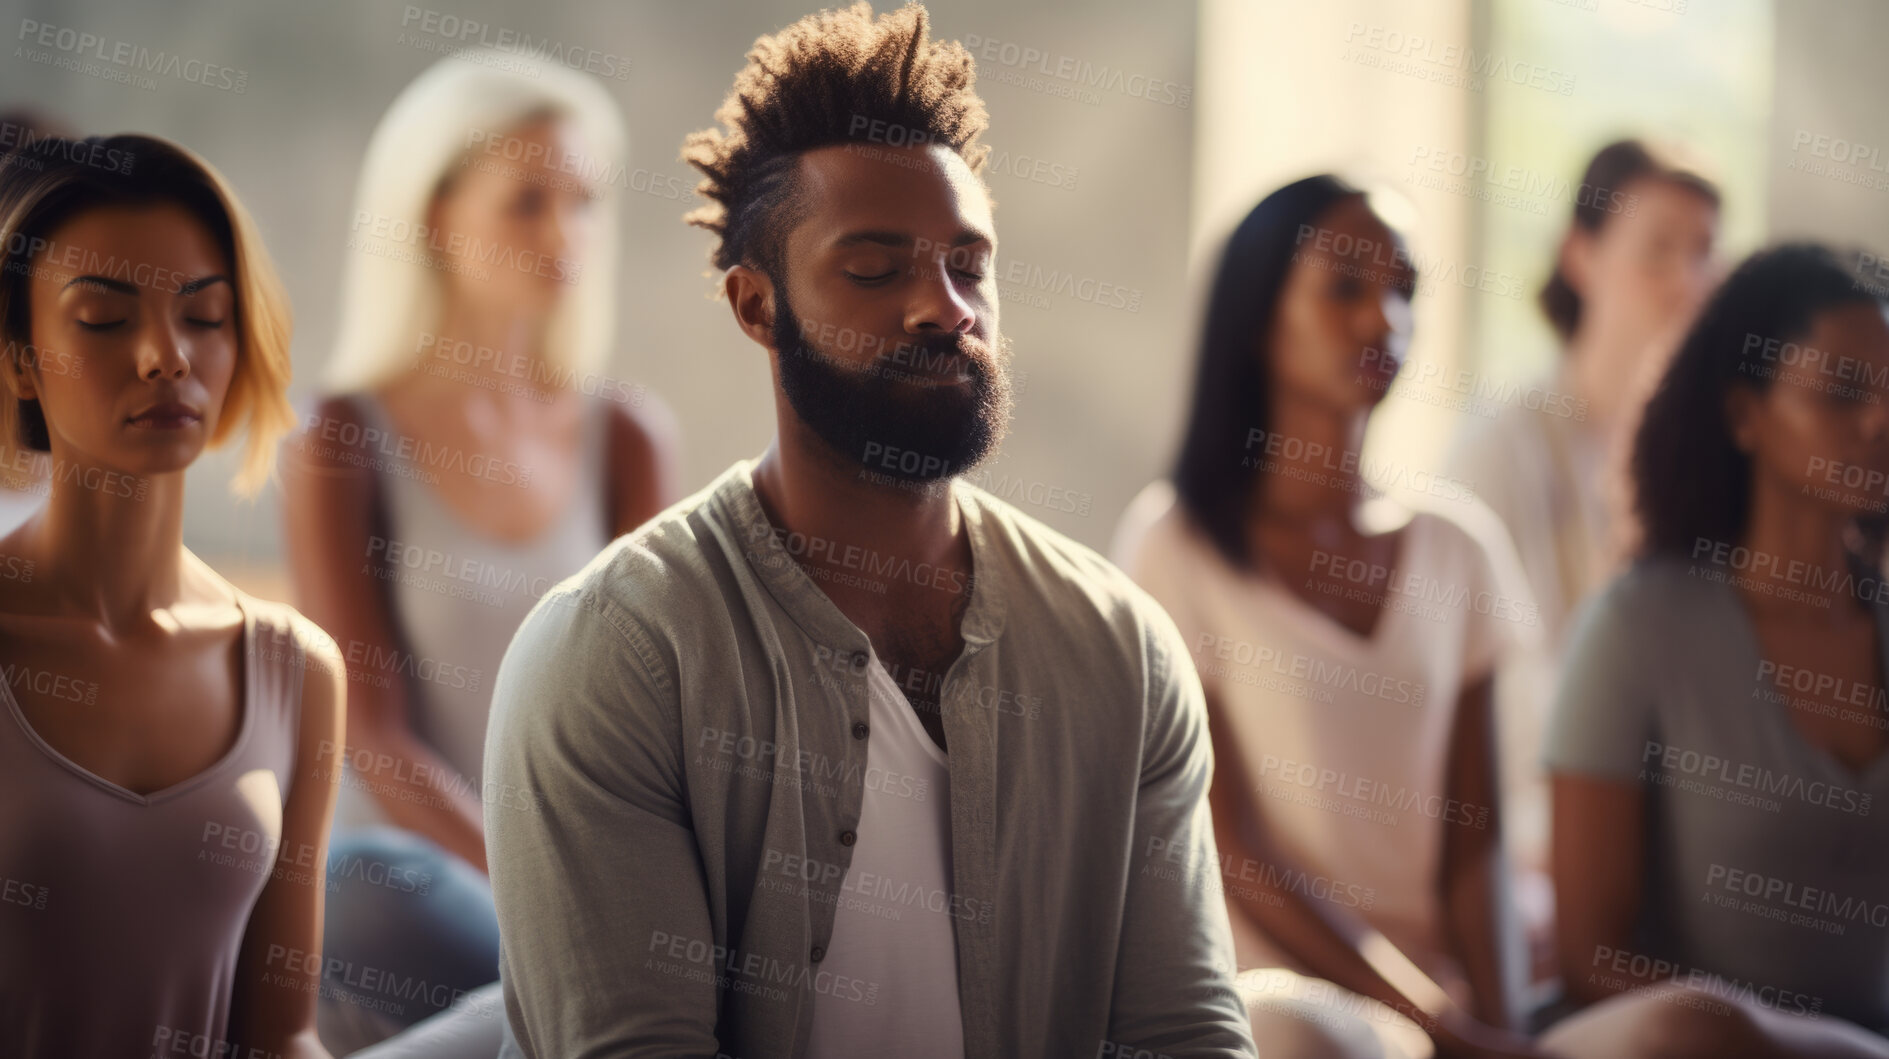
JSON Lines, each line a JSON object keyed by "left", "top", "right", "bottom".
{"left": 786, "top": 330, "right": 1001, "bottom": 383}
{"left": 875, "top": 333, "right": 998, "bottom": 379}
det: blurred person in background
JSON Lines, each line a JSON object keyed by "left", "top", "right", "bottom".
{"left": 280, "top": 51, "right": 679, "bottom": 1053}
{"left": 1114, "top": 175, "right": 1544, "bottom": 1059}
{"left": 1542, "top": 243, "right": 1889, "bottom": 1059}
{"left": 0, "top": 134, "right": 342, "bottom": 1058}
{"left": 1447, "top": 140, "right": 1721, "bottom": 981}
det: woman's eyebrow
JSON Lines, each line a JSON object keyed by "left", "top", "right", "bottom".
{"left": 178, "top": 275, "right": 231, "bottom": 296}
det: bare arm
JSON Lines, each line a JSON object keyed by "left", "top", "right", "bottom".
{"left": 1551, "top": 772, "right": 1648, "bottom": 1004}
{"left": 1206, "top": 687, "right": 1541, "bottom": 1059}
{"left": 1443, "top": 675, "right": 1522, "bottom": 1029}
{"left": 280, "top": 396, "right": 488, "bottom": 871}
{"left": 606, "top": 390, "right": 682, "bottom": 538}
{"left": 227, "top": 627, "right": 345, "bottom": 1059}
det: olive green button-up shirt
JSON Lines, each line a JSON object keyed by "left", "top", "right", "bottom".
{"left": 486, "top": 459, "right": 1255, "bottom": 1059}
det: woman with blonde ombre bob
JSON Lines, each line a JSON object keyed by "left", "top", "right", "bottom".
{"left": 280, "top": 50, "right": 678, "bottom": 1051}
{"left": 0, "top": 134, "right": 344, "bottom": 1058}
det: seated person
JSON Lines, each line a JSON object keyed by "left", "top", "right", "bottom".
{"left": 481, "top": 4, "right": 1254, "bottom": 1058}
{"left": 1116, "top": 176, "right": 1543, "bottom": 1059}
{"left": 0, "top": 134, "right": 343, "bottom": 1058}
{"left": 1544, "top": 243, "right": 1889, "bottom": 1059}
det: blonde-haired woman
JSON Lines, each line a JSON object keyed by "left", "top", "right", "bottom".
{"left": 0, "top": 133, "right": 343, "bottom": 1058}
{"left": 281, "top": 51, "right": 678, "bottom": 1051}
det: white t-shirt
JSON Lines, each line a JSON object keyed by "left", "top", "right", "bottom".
{"left": 1446, "top": 371, "right": 1612, "bottom": 869}
{"left": 805, "top": 658, "right": 965, "bottom": 1059}
{"left": 1112, "top": 481, "right": 1533, "bottom": 990}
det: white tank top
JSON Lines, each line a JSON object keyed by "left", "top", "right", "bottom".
{"left": 805, "top": 658, "right": 965, "bottom": 1058}
{"left": 333, "top": 390, "right": 612, "bottom": 829}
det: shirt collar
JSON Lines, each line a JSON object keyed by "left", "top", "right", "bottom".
{"left": 711, "top": 457, "right": 1008, "bottom": 655}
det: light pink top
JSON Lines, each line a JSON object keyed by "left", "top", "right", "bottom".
{"left": 1114, "top": 482, "right": 1533, "bottom": 992}
{"left": 0, "top": 592, "right": 325, "bottom": 1057}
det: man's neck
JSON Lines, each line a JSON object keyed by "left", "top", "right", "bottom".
{"left": 751, "top": 429, "right": 974, "bottom": 753}
{"left": 749, "top": 428, "right": 966, "bottom": 578}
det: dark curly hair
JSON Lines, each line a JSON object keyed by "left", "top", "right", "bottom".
{"left": 1633, "top": 242, "right": 1889, "bottom": 566}
{"left": 681, "top": 2, "right": 990, "bottom": 276}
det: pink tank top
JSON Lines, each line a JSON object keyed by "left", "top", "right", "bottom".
{"left": 0, "top": 592, "right": 317, "bottom": 1056}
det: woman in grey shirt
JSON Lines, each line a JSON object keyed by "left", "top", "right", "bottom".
{"left": 1543, "top": 244, "right": 1889, "bottom": 1057}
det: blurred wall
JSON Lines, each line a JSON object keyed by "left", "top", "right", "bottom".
{"left": 2, "top": 0, "right": 1197, "bottom": 585}
{"left": 1768, "top": 0, "right": 1889, "bottom": 251}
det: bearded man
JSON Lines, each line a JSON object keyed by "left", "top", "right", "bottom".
{"left": 482, "top": 5, "right": 1254, "bottom": 1057}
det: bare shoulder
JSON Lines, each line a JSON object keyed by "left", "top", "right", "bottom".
{"left": 188, "top": 554, "right": 345, "bottom": 731}
{"left": 282, "top": 393, "right": 375, "bottom": 480}
{"left": 249, "top": 594, "right": 347, "bottom": 755}
{"left": 604, "top": 388, "right": 680, "bottom": 467}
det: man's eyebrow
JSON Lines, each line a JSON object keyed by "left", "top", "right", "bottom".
{"left": 832, "top": 230, "right": 913, "bottom": 250}
{"left": 830, "top": 227, "right": 995, "bottom": 250}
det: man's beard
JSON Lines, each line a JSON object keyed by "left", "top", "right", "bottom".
{"left": 772, "top": 287, "right": 1013, "bottom": 484}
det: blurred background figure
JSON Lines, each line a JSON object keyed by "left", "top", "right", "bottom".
{"left": 1115, "top": 176, "right": 1541, "bottom": 1059}
{"left": 1447, "top": 139, "right": 1722, "bottom": 987}
{"left": 279, "top": 51, "right": 678, "bottom": 1053}
{"left": 1543, "top": 242, "right": 1889, "bottom": 1058}
{"left": 1454, "top": 139, "right": 1720, "bottom": 649}
{"left": 0, "top": 107, "right": 77, "bottom": 536}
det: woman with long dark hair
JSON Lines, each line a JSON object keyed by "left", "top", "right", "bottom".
{"left": 1542, "top": 243, "right": 1889, "bottom": 1057}
{"left": 1114, "top": 176, "right": 1543, "bottom": 1058}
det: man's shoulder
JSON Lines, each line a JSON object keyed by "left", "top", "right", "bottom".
{"left": 958, "top": 479, "right": 1175, "bottom": 649}
{"left": 525, "top": 467, "right": 748, "bottom": 647}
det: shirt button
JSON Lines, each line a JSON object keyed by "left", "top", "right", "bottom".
{"left": 839, "top": 830, "right": 856, "bottom": 846}
{"left": 810, "top": 945, "right": 826, "bottom": 962}
{"left": 853, "top": 651, "right": 870, "bottom": 667}
{"left": 852, "top": 722, "right": 869, "bottom": 740}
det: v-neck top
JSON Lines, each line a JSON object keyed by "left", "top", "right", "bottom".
{"left": 1113, "top": 480, "right": 1529, "bottom": 988}
{"left": 1548, "top": 558, "right": 1889, "bottom": 1032}
{"left": 0, "top": 592, "right": 323, "bottom": 1056}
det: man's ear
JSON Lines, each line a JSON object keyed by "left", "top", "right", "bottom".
{"left": 725, "top": 264, "right": 778, "bottom": 354}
